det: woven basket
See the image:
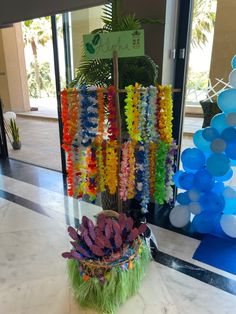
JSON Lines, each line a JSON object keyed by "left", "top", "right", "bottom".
{"left": 78, "top": 210, "right": 141, "bottom": 278}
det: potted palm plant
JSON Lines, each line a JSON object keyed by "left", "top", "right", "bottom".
{"left": 9, "top": 118, "right": 21, "bottom": 150}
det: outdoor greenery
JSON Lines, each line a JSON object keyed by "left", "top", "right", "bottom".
{"left": 71, "top": 0, "right": 162, "bottom": 88}
{"left": 191, "top": 0, "right": 216, "bottom": 48}
{"left": 27, "top": 62, "right": 55, "bottom": 98}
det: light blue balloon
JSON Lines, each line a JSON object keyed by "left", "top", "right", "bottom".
{"left": 200, "top": 191, "right": 225, "bottom": 213}
{"left": 225, "top": 140, "right": 236, "bottom": 160}
{"left": 193, "top": 130, "right": 211, "bottom": 152}
{"left": 173, "top": 170, "right": 184, "bottom": 188}
{"left": 230, "top": 159, "right": 236, "bottom": 166}
{"left": 202, "top": 127, "right": 219, "bottom": 141}
{"left": 218, "top": 89, "right": 236, "bottom": 113}
{"left": 192, "top": 212, "right": 215, "bottom": 234}
{"left": 181, "top": 148, "right": 205, "bottom": 170}
{"left": 214, "top": 168, "right": 233, "bottom": 182}
{"left": 211, "top": 113, "right": 228, "bottom": 133}
{"left": 178, "top": 172, "right": 195, "bottom": 190}
{"left": 206, "top": 153, "right": 230, "bottom": 177}
{"left": 223, "top": 198, "right": 236, "bottom": 215}
{"left": 221, "top": 127, "right": 236, "bottom": 142}
{"left": 176, "top": 192, "right": 191, "bottom": 205}
{"left": 194, "top": 169, "right": 214, "bottom": 192}
{"left": 231, "top": 55, "right": 236, "bottom": 69}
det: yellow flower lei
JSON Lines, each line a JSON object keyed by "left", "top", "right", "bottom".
{"left": 125, "top": 83, "right": 141, "bottom": 141}
{"left": 158, "top": 85, "right": 173, "bottom": 144}
{"left": 105, "top": 140, "right": 118, "bottom": 194}
{"left": 96, "top": 141, "right": 106, "bottom": 192}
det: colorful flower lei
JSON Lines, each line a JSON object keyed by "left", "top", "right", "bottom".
{"left": 127, "top": 142, "right": 136, "bottom": 199}
{"left": 96, "top": 141, "right": 106, "bottom": 192}
{"left": 165, "top": 141, "right": 178, "bottom": 202}
{"left": 147, "top": 86, "right": 158, "bottom": 141}
{"left": 140, "top": 143, "right": 150, "bottom": 213}
{"left": 125, "top": 83, "right": 141, "bottom": 141}
{"left": 154, "top": 141, "right": 169, "bottom": 204}
{"left": 80, "top": 85, "right": 98, "bottom": 146}
{"left": 97, "top": 87, "right": 105, "bottom": 141}
{"left": 138, "top": 87, "right": 148, "bottom": 141}
{"left": 135, "top": 143, "right": 145, "bottom": 201}
{"left": 119, "top": 141, "right": 130, "bottom": 201}
{"left": 86, "top": 147, "right": 98, "bottom": 201}
{"left": 149, "top": 141, "right": 157, "bottom": 198}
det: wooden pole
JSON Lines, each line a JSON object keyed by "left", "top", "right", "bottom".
{"left": 113, "top": 51, "right": 123, "bottom": 213}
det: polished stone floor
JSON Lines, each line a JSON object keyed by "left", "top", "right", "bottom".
{"left": 0, "top": 160, "right": 236, "bottom": 313}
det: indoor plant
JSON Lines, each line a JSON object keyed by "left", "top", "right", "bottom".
{"left": 9, "top": 118, "right": 21, "bottom": 150}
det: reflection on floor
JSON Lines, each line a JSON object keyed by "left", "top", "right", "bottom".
{"left": 1, "top": 160, "right": 236, "bottom": 313}
{"left": 7, "top": 117, "right": 61, "bottom": 171}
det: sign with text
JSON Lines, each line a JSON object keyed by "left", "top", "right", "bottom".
{"left": 83, "top": 30, "right": 144, "bottom": 60}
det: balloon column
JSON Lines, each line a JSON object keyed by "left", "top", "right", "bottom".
{"left": 170, "top": 56, "right": 236, "bottom": 238}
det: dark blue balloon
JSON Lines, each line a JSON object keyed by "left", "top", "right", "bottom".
{"left": 200, "top": 191, "right": 225, "bottom": 212}
{"left": 194, "top": 169, "right": 215, "bottom": 192}
{"left": 173, "top": 171, "right": 184, "bottom": 188}
{"left": 206, "top": 153, "right": 230, "bottom": 177}
{"left": 202, "top": 127, "right": 219, "bottom": 141}
{"left": 177, "top": 192, "right": 191, "bottom": 205}
{"left": 221, "top": 127, "right": 236, "bottom": 142}
{"left": 181, "top": 148, "right": 205, "bottom": 170}
{"left": 178, "top": 172, "right": 195, "bottom": 190}
{"left": 225, "top": 140, "right": 236, "bottom": 160}
{"left": 212, "top": 181, "right": 225, "bottom": 194}
{"left": 192, "top": 212, "right": 215, "bottom": 234}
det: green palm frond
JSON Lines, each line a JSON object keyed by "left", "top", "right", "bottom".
{"left": 118, "top": 15, "right": 141, "bottom": 31}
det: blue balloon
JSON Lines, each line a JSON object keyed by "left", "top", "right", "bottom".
{"left": 178, "top": 172, "right": 195, "bottom": 190}
{"left": 192, "top": 212, "right": 215, "bottom": 234}
{"left": 200, "top": 191, "right": 225, "bottom": 212}
{"left": 221, "top": 127, "right": 236, "bottom": 142}
{"left": 225, "top": 140, "right": 236, "bottom": 160}
{"left": 193, "top": 130, "right": 211, "bottom": 152}
{"left": 181, "top": 148, "right": 205, "bottom": 170}
{"left": 176, "top": 192, "right": 191, "bottom": 205}
{"left": 232, "top": 55, "right": 236, "bottom": 69}
{"left": 223, "top": 198, "right": 236, "bottom": 215}
{"left": 214, "top": 168, "right": 233, "bottom": 182}
{"left": 173, "top": 170, "right": 184, "bottom": 188}
{"left": 218, "top": 89, "right": 236, "bottom": 113}
{"left": 230, "top": 159, "right": 236, "bottom": 166}
{"left": 202, "top": 127, "right": 219, "bottom": 141}
{"left": 194, "top": 169, "right": 214, "bottom": 192}
{"left": 211, "top": 113, "right": 228, "bottom": 133}
{"left": 206, "top": 153, "right": 230, "bottom": 177}
{"left": 212, "top": 181, "right": 225, "bottom": 194}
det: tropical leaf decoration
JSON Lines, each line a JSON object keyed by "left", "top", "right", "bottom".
{"left": 70, "top": 0, "right": 162, "bottom": 88}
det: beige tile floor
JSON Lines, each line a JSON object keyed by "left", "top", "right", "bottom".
{"left": 7, "top": 117, "right": 62, "bottom": 171}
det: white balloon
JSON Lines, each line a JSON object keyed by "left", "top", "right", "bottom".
{"left": 220, "top": 215, "right": 236, "bottom": 238}
{"left": 189, "top": 202, "right": 202, "bottom": 215}
{"left": 229, "top": 69, "right": 236, "bottom": 88}
{"left": 226, "top": 113, "right": 236, "bottom": 126}
{"left": 188, "top": 189, "right": 201, "bottom": 202}
{"left": 211, "top": 138, "right": 226, "bottom": 153}
{"left": 169, "top": 205, "right": 190, "bottom": 228}
{"left": 223, "top": 187, "right": 236, "bottom": 199}
{"left": 3, "top": 111, "right": 16, "bottom": 121}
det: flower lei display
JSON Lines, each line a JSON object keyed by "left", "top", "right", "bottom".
{"left": 61, "top": 84, "right": 177, "bottom": 208}
{"left": 125, "top": 83, "right": 141, "bottom": 141}
{"left": 105, "top": 140, "right": 118, "bottom": 194}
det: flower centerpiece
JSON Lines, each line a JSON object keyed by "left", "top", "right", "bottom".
{"left": 62, "top": 210, "right": 151, "bottom": 313}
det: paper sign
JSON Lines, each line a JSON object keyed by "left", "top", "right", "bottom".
{"left": 83, "top": 30, "right": 144, "bottom": 60}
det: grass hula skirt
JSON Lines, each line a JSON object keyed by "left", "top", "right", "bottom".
{"left": 62, "top": 211, "right": 151, "bottom": 314}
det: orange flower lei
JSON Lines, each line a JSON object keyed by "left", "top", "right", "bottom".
{"left": 149, "top": 141, "right": 157, "bottom": 198}
{"left": 127, "top": 141, "right": 136, "bottom": 199}
{"left": 105, "top": 140, "right": 118, "bottom": 194}
{"left": 157, "top": 85, "right": 173, "bottom": 144}
{"left": 97, "top": 87, "right": 105, "bottom": 141}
